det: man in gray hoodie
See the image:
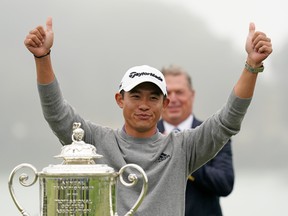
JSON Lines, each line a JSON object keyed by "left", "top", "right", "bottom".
{"left": 24, "top": 17, "right": 272, "bottom": 216}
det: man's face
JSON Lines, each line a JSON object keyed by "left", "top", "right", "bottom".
{"left": 161, "top": 74, "right": 195, "bottom": 126}
{"left": 115, "top": 82, "right": 169, "bottom": 137}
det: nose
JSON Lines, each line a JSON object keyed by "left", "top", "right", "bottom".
{"left": 139, "top": 104, "right": 149, "bottom": 111}
{"left": 138, "top": 98, "right": 150, "bottom": 111}
{"left": 168, "top": 92, "right": 177, "bottom": 102}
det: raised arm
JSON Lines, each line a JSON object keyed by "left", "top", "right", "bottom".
{"left": 24, "top": 17, "right": 55, "bottom": 84}
{"left": 234, "top": 23, "right": 273, "bottom": 98}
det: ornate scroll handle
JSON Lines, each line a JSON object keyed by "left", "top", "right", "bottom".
{"left": 8, "top": 163, "right": 38, "bottom": 216}
{"left": 118, "top": 164, "right": 148, "bottom": 216}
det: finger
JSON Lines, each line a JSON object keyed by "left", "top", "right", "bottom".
{"left": 253, "top": 36, "right": 272, "bottom": 54}
{"left": 37, "top": 25, "right": 46, "bottom": 38}
{"left": 46, "top": 16, "right": 53, "bottom": 32}
{"left": 25, "top": 34, "right": 43, "bottom": 47}
{"left": 252, "top": 31, "right": 267, "bottom": 43}
{"left": 249, "top": 22, "right": 255, "bottom": 37}
{"left": 29, "top": 27, "right": 45, "bottom": 42}
{"left": 253, "top": 34, "right": 270, "bottom": 50}
{"left": 257, "top": 43, "right": 273, "bottom": 54}
{"left": 24, "top": 37, "right": 38, "bottom": 48}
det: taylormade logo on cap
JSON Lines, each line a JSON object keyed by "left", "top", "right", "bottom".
{"left": 119, "top": 65, "right": 167, "bottom": 96}
{"left": 129, "top": 71, "right": 163, "bottom": 81}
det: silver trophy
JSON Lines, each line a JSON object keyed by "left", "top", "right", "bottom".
{"left": 8, "top": 122, "right": 148, "bottom": 216}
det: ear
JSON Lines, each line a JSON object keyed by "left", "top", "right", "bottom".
{"left": 191, "top": 89, "right": 196, "bottom": 103}
{"left": 115, "top": 92, "right": 124, "bottom": 108}
{"left": 163, "top": 97, "right": 170, "bottom": 109}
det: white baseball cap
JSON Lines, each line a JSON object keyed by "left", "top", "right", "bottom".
{"left": 119, "top": 65, "right": 167, "bottom": 96}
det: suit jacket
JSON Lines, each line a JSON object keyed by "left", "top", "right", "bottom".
{"left": 157, "top": 117, "right": 234, "bottom": 216}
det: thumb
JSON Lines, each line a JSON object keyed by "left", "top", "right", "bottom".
{"left": 249, "top": 22, "right": 255, "bottom": 36}
{"left": 46, "top": 16, "right": 53, "bottom": 32}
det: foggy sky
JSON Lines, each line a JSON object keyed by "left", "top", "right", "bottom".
{"left": 1, "top": 0, "right": 287, "bottom": 175}
{"left": 1, "top": 1, "right": 288, "bottom": 215}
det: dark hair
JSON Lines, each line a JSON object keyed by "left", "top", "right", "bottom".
{"left": 119, "top": 89, "right": 167, "bottom": 100}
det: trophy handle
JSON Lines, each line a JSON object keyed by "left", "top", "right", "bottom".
{"left": 118, "top": 164, "right": 148, "bottom": 216}
{"left": 8, "top": 163, "right": 38, "bottom": 216}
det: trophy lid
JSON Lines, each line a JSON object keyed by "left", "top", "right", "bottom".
{"left": 54, "top": 122, "right": 103, "bottom": 165}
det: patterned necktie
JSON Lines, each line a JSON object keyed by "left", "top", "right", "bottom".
{"left": 173, "top": 128, "right": 180, "bottom": 132}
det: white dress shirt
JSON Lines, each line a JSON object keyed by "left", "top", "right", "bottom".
{"left": 162, "top": 114, "right": 194, "bottom": 134}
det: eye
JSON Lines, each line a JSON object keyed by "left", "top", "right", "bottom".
{"left": 150, "top": 95, "right": 160, "bottom": 101}
{"left": 130, "top": 94, "right": 140, "bottom": 99}
{"left": 176, "top": 90, "right": 184, "bottom": 96}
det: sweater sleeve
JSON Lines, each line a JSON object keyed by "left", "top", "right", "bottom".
{"left": 37, "top": 78, "right": 86, "bottom": 145}
{"left": 185, "top": 91, "right": 251, "bottom": 175}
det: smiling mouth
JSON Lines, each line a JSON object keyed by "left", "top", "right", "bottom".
{"left": 168, "top": 106, "right": 180, "bottom": 112}
{"left": 136, "top": 114, "right": 151, "bottom": 120}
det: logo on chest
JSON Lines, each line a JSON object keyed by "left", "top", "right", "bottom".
{"left": 157, "top": 152, "right": 171, "bottom": 162}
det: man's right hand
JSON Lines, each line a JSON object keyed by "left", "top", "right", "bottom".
{"left": 24, "top": 17, "right": 54, "bottom": 57}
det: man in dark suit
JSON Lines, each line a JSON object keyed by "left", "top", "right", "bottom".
{"left": 157, "top": 65, "right": 234, "bottom": 216}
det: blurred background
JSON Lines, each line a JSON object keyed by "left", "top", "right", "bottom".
{"left": 1, "top": 0, "right": 287, "bottom": 215}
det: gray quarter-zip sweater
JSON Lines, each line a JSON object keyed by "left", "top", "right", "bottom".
{"left": 38, "top": 78, "right": 251, "bottom": 216}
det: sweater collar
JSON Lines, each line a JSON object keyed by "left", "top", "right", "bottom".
{"left": 119, "top": 126, "right": 162, "bottom": 144}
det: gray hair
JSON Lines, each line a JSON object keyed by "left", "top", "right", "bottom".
{"left": 160, "top": 65, "right": 193, "bottom": 90}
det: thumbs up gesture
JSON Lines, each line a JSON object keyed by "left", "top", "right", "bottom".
{"left": 245, "top": 23, "right": 273, "bottom": 68}
{"left": 24, "top": 17, "right": 54, "bottom": 58}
